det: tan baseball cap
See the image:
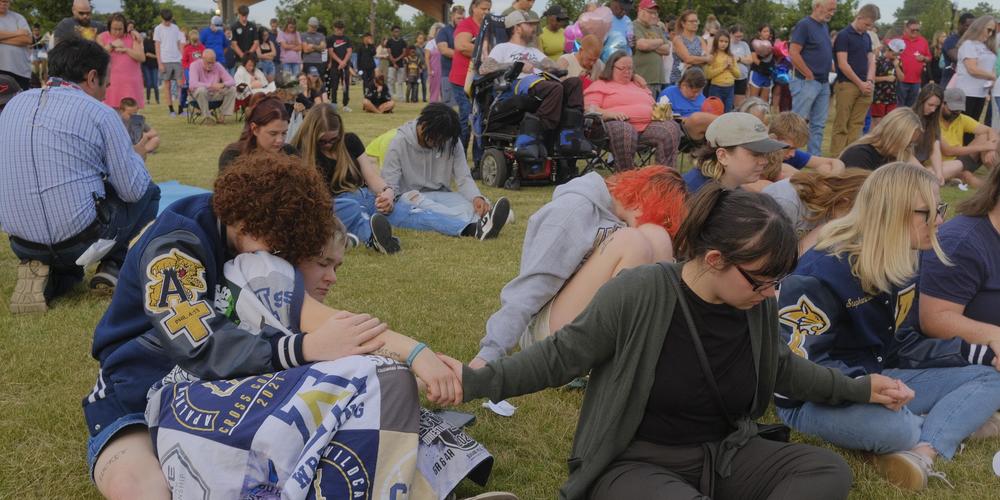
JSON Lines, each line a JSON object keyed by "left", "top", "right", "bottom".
{"left": 705, "top": 113, "right": 789, "bottom": 153}
{"left": 505, "top": 10, "right": 540, "bottom": 29}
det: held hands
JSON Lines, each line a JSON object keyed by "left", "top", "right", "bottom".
{"left": 412, "top": 349, "right": 463, "bottom": 405}
{"left": 375, "top": 188, "right": 394, "bottom": 214}
{"left": 868, "top": 373, "right": 915, "bottom": 411}
{"left": 302, "top": 311, "right": 387, "bottom": 362}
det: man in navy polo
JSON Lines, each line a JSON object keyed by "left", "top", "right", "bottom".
{"left": 829, "top": 4, "right": 879, "bottom": 156}
{"left": 788, "top": 0, "right": 836, "bottom": 156}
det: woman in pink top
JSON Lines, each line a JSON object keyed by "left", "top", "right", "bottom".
{"left": 97, "top": 13, "right": 146, "bottom": 108}
{"left": 585, "top": 51, "right": 681, "bottom": 170}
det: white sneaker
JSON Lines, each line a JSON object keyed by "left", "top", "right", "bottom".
{"left": 873, "top": 450, "right": 953, "bottom": 491}
{"left": 970, "top": 412, "right": 1000, "bottom": 439}
{"left": 342, "top": 105, "right": 352, "bottom": 112}
{"left": 957, "top": 182, "right": 970, "bottom": 192}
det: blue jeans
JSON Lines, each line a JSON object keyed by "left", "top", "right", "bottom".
{"left": 258, "top": 60, "right": 275, "bottom": 77}
{"left": 777, "top": 365, "right": 1000, "bottom": 459}
{"left": 897, "top": 82, "right": 921, "bottom": 107}
{"left": 9, "top": 181, "right": 160, "bottom": 299}
{"left": 790, "top": 77, "right": 831, "bottom": 156}
{"left": 441, "top": 76, "right": 454, "bottom": 106}
{"left": 334, "top": 187, "right": 468, "bottom": 242}
{"left": 282, "top": 63, "right": 301, "bottom": 78}
{"left": 708, "top": 84, "right": 735, "bottom": 112}
{"left": 452, "top": 82, "right": 472, "bottom": 155}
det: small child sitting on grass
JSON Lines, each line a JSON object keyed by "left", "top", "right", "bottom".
{"left": 118, "top": 97, "right": 160, "bottom": 154}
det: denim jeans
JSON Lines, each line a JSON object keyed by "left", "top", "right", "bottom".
{"left": 897, "top": 82, "right": 921, "bottom": 107}
{"left": 281, "top": 63, "right": 301, "bottom": 80}
{"left": 452, "top": 82, "right": 477, "bottom": 161}
{"left": 334, "top": 187, "right": 469, "bottom": 242}
{"left": 790, "top": 77, "right": 831, "bottom": 156}
{"left": 412, "top": 191, "right": 478, "bottom": 224}
{"left": 10, "top": 181, "right": 160, "bottom": 299}
{"left": 777, "top": 365, "right": 1000, "bottom": 459}
{"left": 258, "top": 60, "right": 275, "bottom": 78}
{"left": 441, "top": 77, "right": 454, "bottom": 106}
{"left": 708, "top": 84, "right": 735, "bottom": 112}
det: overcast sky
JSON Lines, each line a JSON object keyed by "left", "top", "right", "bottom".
{"left": 91, "top": 0, "right": 987, "bottom": 26}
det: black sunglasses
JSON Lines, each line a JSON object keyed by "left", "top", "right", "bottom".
{"left": 914, "top": 201, "right": 948, "bottom": 223}
{"left": 736, "top": 266, "right": 784, "bottom": 292}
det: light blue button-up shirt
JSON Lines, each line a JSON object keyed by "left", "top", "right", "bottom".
{"left": 0, "top": 84, "right": 151, "bottom": 244}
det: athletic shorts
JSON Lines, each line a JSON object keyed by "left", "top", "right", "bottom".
{"left": 518, "top": 299, "right": 553, "bottom": 351}
{"left": 870, "top": 102, "right": 897, "bottom": 118}
{"left": 734, "top": 78, "right": 748, "bottom": 95}
{"left": 959, "top": 155, "right": 979, "bottom": 172}
{"left": 160, "top": 62, "right": 182, "bottom": 81}
{"left": 749, "top": 71, "right": 773, "bottom": 89}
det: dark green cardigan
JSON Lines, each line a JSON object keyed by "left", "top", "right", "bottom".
{"left": 463, "top": 262, "right": 872, "bottom": 500}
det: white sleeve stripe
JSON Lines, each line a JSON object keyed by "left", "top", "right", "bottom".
{"left": 287, "top": 336, "right": 300, "bottom": 367}
{"left": 278, "top": 336, "right": 291, "bottom": 369}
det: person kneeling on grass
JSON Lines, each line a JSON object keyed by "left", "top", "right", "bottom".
{"left": 382, "top": 103, "right": 512, "bottom": 240}
{"left": 292, "top": 104, "right": 504, "bottom": 255}
{"left": 439, "top": 185, "right": 910, "bottom": 499}
{"left": 118, "top": 97, "right": 160, "bottom": 155}
{"left": 83, "top": 153, "right": 442, "bottom": 498}
{"left": 775, "top": 163, "right": 1000, "bottom": 491}
{"left": 471, "top": 166, "right": 686, "bottom": 367}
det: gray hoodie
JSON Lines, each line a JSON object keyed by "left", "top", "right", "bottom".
{"left": 380, "top": 120, "right": 483, "bottom": 202}
{"left": 478, "top": 173, "right": 624, "bottom": 361}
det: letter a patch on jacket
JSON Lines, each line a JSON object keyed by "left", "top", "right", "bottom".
{"left": 145, "top": 249, "right": 214, "bottom": 346}
{"left": 779, "top": 295, "right": 831, "bottom": 359}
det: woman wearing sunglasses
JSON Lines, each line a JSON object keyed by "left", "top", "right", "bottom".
{"left": 437, "top": 184, "right": 909, "bottom": 499}
{"left": 775, "top": 162, "right": 1000, "bottom": 491}
{"left": 290, "top": 104, "right": 493, "bottom": 254}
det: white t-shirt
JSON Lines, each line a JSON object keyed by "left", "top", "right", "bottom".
{"left": 424, "top": 40, "right": 437, "bottom": 53}
{"left": 153, "top": 22, "right": 184, "bottom": 63}
{"left": 730, "top": 40, "right": 751, "bottom": 80}
{"left": 488, "top": 42, "right": 547, "bottom": 76}
{"left": 0, "top": 11, "right": 30, "bottom": 78}
{"left": 954, "top": 40, "right": 996, "bottom": 98}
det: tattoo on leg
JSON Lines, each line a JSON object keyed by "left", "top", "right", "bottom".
{"left": 96, "top": 448, "right": 128, "bottom": 484}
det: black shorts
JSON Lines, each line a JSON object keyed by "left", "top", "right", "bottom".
{"left": 734, "top": 78, "right": 748, "bottom": 95}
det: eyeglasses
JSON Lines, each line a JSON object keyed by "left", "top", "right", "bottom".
{"left": 736, "top": 266, "right": 785, "bottom": 292}
{"left": 914, "top": 201, "right": 948, "bottom": 223}
{"left": 613, "top": 65, "right": 633, "bottom": 72}
{"left": 318, "top": 135, "right": 339, "bottom": 148}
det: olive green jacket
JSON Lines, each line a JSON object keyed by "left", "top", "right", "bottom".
{"left": 463, "top": 262, "right": 872, "bottom": 499}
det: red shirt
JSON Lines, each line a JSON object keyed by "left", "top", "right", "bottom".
{"left": 449, "top": 16, "right": 481, "bottom": 86}
{"left": 182, "top": 43, "right": 206, "bottom": 69}
{"left": 897, "top": 34, "right": 929, "bottom": 84}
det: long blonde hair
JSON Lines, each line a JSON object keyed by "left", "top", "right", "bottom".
{"left": 845, "top": 107, "right": 922, "bottom": 162}
{"left": 816, "top": 162, "right": 949, "bottom": 295}
{"left": 291, "top": 104, "right": 361, "bottom": 194}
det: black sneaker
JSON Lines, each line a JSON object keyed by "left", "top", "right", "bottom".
{"left": 90, "top": 260, "right": 120, "bottom": 293}
{"left": 368, "top": 213, "right": 400, "bottom": 254}
{"left": 476, "top": 197, "right": 511, "bottom": 240}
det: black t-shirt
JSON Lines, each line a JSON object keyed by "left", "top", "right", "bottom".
{"left": 387, "top": 38, "right": 407, "bottom": 67}
{"left": 635, "top": 282, "right": 757, "bottom": 446}
{"left": 230, "top": 20, "right": 258, "bottom": 54}
{"left": 218, "top": 142, "right": 299, "bottom": 171}
{"left": 327, "top": 34, "right": 352, "bottom": 61}
{"left": 838, "top": 143, "right": 891, "bottom": 171}
{"left": 143, "top": 38, "right": 158, "bottom": 68}
{"left": 356, "top": 44, "right": 376, "bottom": 71}
{"left": 317, "top": 133, "right": 367, "bottom": 193}
{"left": 365, "top": 83, "right": 392, "bottom": 106}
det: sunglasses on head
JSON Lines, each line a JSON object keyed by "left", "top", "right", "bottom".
{"left": 736, "top": 266, "right": 785, "bottom": 292}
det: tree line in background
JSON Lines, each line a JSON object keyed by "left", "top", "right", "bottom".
{"left": 14, "top": 0, "right": 1000, "bottom": 44}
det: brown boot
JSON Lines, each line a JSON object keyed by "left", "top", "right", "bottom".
{"left": 10, "top": 260, "right": 49, "bottom": 314}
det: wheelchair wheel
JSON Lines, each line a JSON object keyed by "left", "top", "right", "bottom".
{"left": 481, "top": 148, "right": 509, "bottom": 188}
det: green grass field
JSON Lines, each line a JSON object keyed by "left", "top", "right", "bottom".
{"left": 0, "top": 99, "right": 994, "bottom": 499}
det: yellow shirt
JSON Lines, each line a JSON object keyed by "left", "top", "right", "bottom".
{"left": 365, "top": 129, "right": 398, "bottom": 167}
{"left": 704, "top": 52, "right": 740, "bottom": 87}
{"left": 939, "top": 114, "right": 980, "bottom": 160}
{"left": 538, "top": 27, "right": 565, "bottom": 62}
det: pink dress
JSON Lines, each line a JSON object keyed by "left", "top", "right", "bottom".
{"left": 98, "top": 31, "right": 145, "bottom": 108}
{"left": 425, "top": 40, "right": 442, "bottom": 102}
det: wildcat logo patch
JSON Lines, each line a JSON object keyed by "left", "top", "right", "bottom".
{"left": 779, "top": 295, "right": 831, "bottom": 359}
{"left": 146, "top": 249, "right": 213, "bottom": 346}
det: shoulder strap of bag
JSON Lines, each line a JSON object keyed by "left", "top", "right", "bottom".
{"left": 658, "top": 262, "right": 737, "bottom": 429}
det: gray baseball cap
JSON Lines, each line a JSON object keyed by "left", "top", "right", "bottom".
{"left": 943, "top": 88, "right": 966, "bottom": 112}
{"left": 211, "top": 15, "right": 223, "bottom": 26}
{"left": 308, "top": 17, "right": 320, "bottom": 27}
{"left": 505, "top": 10, "right": 540, "bottom": 29}
{"left": 705, "top": 113, "right": 789, "bottom": 153}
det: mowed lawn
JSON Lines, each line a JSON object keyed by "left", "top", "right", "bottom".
{"left": 0, "top": 96, "right": 995, "bottom": 499}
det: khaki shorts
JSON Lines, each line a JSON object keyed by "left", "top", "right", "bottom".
{"left": 518, "top": 299, "right": 553, "bottom": 351}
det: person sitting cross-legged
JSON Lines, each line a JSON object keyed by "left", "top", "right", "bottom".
{"left": 188, "top": 48, "right": 237, "bottom": 125}
{"left": 0, "top": 38, "right": 160, "bottom": 314}
{"left": 479, "top": 9, "right": 594, "bottom": 162}
{"left": 382, "top": 103, "right": 512, "bottom": 241}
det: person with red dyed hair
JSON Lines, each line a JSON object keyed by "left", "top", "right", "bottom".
{"left": 470, "top": 166, "right": 687, "bottom": 368}
{"left": 217, "top": 93, "right": 297, "bottom": 170}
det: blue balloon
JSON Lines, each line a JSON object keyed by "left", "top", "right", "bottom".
{"left": 601, "top": 31, "right": 629, "bottom": 62}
